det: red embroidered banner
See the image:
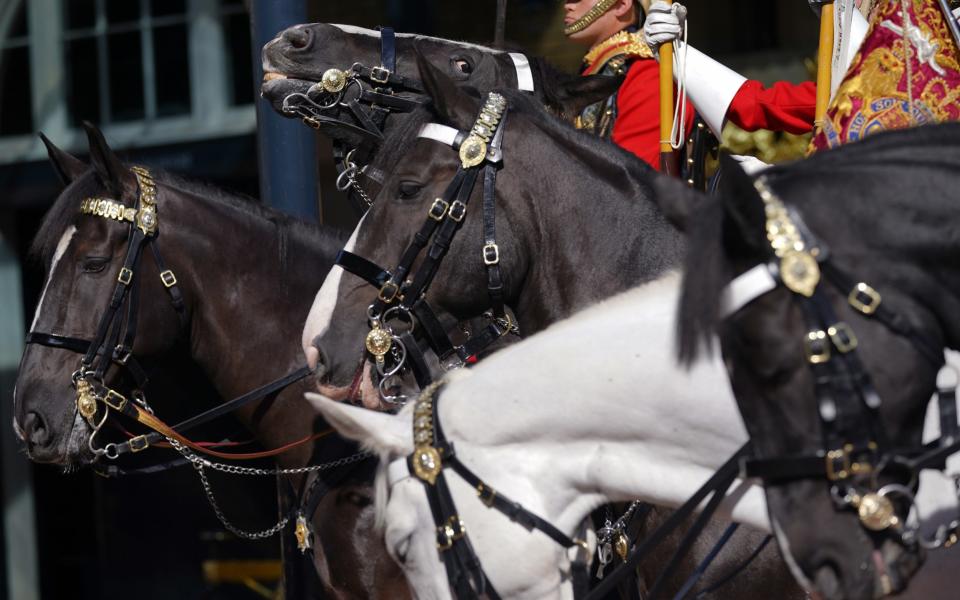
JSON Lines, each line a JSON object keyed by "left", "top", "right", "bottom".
{"left": 809, "top": 0, "right": 960, "bottom": 152}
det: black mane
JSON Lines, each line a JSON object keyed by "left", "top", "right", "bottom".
{"left": 677, "top": 122, "right": 960, "bottom": 364}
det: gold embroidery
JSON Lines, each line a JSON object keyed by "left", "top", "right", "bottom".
{"left": 583, "top": 31, "right": 653, "bottom": 72}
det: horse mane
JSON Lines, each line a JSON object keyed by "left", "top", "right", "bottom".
{"left": 676, "top": 122, "right": 960, "bottom": 365}
{"left": 30, "top": 164, "right": 346, "bottom": 272}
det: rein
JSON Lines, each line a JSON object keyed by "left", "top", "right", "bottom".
{"left": 25, "top": 167, "right": 321, "bottom": 464}
{"left": 335, "top": 92, "right": 518, "bottom": 404}
{"left": 725, "top": 175, "right": 960, "bottom": 551}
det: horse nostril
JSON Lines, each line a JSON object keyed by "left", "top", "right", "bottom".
{"left": 283, "top": 27, "right": 310, "bottom": 50}
{"left": 23, "top": 411, "right": 51, "bottom": 448}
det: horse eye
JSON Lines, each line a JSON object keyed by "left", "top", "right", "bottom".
{"left": 397, "top": 181, "right": 423, "bottom": 200}
{"left": 452, "top": 58, "right": 473, "bottom": 75}
{"left": 393, "top": 535, "right": 412, "bottom": 564}
{"left": 80, "top": 256, "right": 111, "bottom": 273}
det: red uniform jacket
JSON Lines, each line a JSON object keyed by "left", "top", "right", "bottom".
{"left": 612, "top": 60, "right": 816, "bottom": 167}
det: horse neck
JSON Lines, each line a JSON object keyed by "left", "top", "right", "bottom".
{"left": 159, "top": 183, "right": 338, "bottom": 460}
{"left": 439, "top": 275, "right": 768, "bottom": 532}
{"left": 505, "top": 127, "right": 685, "bottom": 334}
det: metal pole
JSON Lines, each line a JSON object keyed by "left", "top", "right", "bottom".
{"left": 250, "top": 0, "right": 319, "bottom": 221}
{"left": 814, "top": 1, "right": 835, "bottom": 130}
{"left": 936, "top": 0, "right": 960, "bottom": 54}
{"left": 494, "top": 0, "right": 507, "bottom": 48}
{"left": 659, "top": 0, "right": 676, "bottom": 175}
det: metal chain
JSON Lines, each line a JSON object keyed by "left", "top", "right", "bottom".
{"left": 169, "top": 438, "right": 371, "bottom": 476}
{"left": 175, "top": 438, "right": 372, "bottom": 540}
{"left": 195, "top": 463, "right": 290, "bottom": 539}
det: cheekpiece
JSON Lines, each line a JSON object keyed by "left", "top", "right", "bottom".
{"left": 459, "top": 93, "right": 506, "bottom": 169}
{"left": 564, "top": 0, "right": 619, "bottom": 35}
{"left": 410, "top": 380, "right": 445, "bottom": 485}
{"left": 754, "top": 176, "right": 820, "bottom": 297}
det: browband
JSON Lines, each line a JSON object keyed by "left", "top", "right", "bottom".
{"left": 721, "top": 264, "right": 778, "bottom": 317}
{"left": 418, "top": 123, "right": 463, "bottom": 148}
{"left": 508, "top": 53, "right": 535, "bottom": 92}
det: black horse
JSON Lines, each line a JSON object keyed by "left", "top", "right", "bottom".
{"left": 15, "top": 126, "right": 412, "bottom": 599}
{"left": 302, "top": 48, "right": 804, "bottom": 599}
{"left": 674, "top": 124, "right": 960, "bottom": 599}
{"left": 261, "top": 22, "right": 619, "bottom": 182}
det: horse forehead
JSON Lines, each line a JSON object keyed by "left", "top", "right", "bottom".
{"left": 328, "top": 23, "right": 499, "bottom": 54}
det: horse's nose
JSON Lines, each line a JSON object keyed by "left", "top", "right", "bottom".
{"left": 22, "top": 411, "right": 52, "bottom": 450}
{"left": 283, "top": 27, "right": 311, "bottom": 50}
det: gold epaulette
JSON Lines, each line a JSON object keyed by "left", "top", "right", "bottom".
{"left": 582, "top": 31, "right": 653, "bottom": 75}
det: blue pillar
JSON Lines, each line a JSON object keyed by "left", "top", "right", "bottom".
{"left": 250, "top": 0, "right": 319, "bottom": 221}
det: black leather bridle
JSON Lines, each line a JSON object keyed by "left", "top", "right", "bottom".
{"left": 389, "top": 379, "right": 592, "bottom": 599}
{"left": 728, "top": 175, "right": 960, "bottom": 547}
{"left": 24, "top": 167, "right": 312, "bottom": 462}
{"left": 281, "top": 27, "right": 428, "bottom": 210}
{"left": 334, "top": 92, "right": 518, "bottom": 402}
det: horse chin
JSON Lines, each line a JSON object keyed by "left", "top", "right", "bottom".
{"left": 27, "top": 412, "right": 97, "bottom": 468}
{"left": 260, "top": 77, "right": 316, "bottom": 115}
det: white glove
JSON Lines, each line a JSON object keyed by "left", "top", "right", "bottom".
{"left": 953, "top": 7, "right": 959, "bottom": 20}
{"left": 643, "top": 1, "right": 688, "bottom": 58}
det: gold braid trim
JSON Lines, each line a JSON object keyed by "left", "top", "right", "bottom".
{"left": 564, "top": 0, "right": 620, "bottom": 35}
{"left": 582, "top": 31, "right": 653, "bottom": 73}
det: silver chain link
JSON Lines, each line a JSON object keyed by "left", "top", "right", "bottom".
{"left": 169, "top": 438, "right": 372, "bottom": 539}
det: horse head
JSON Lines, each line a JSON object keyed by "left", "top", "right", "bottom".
{"left": 675, "top": 126, "right": 960, "bottom": 599}
{"left": 261, "top": 23, "right": 620, "bottom": 151}
{"left": 16, "top": 125, "right": 188, "bottom": 465}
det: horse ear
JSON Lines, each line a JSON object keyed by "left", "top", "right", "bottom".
{"left": 38, "top": 132, "right": 87, "bottom": 186}
{"left": 83, "top": 121, "right": 130, "bottom": 195}
{"left": 531, "top": 57, "right": 623, "bottom": 120}
{"left": 304, "top": 393, "right": 411, "bottom": 456}
{"left": 718, "top": 153, "right": 768, "bottom": 251}
{"left": 414, "top": 42, "right": 478, "bottom": 128}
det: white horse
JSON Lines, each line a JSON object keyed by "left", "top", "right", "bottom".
{"left": 306, "top": 272, "right": 959, "bottom": 599}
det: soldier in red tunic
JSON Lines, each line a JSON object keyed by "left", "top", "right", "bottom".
{"left": 642, "top": 1, "right": 869, "bottom": 137}
{"left": 563, "top": 0, "right": 693, "bottom": 170}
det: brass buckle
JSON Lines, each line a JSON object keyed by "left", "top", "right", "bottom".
{"left": 129, "top": 435, "right": 150, "bottom": 453}
{"left": 104, "top": 389, "right": 128, "bottom": 411}
{"left": 448, "top": 200, "right": 467, "bottom": 222}
{"left": 428, "top": 198, "right": 449, "bottom": 221}
{"left": 482, "top": 243, "right": 500, "bottom": 266}
{"left": 825, "top": 446, "right": 852, "bottom": 481}
{"left": 378, "top": 281, "right": 400, "bottom": 303}
{"left": 828, "top": 322, "right": 858, "bottom": 353}
{"left": 160, "top": 270, "right": 177, "bottom": 288}
{"left": 848, "top": 282, "right": 881, "bottom": 315}
{"left": 370, "top": 65, "right": 391, "bottom": 84}
{"left": 477, "top": 483, "right": 497, "bottom": 507}
{"left": 117, "top": 267, "right": 133, "bottom": 285}
{"left": 436, "top": 516, "right": 466, "bottom": 550}
{"left": 804, "top": 330, "right": 831, "bottom": 364}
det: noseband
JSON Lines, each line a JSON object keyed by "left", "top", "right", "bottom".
{"left": 726, "top": 175, "right": 960, "bottom": 550}
{"left": 387, "top": 380, "right": 591, "bottom": 600}
{"left": 335, "top": 92, "right": 519, "bottom": 404}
